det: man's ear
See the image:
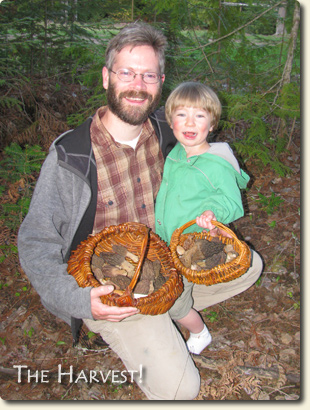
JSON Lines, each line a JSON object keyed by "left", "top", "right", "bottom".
{"left": 102, "top": 66, "right": 109, "bottom": 90}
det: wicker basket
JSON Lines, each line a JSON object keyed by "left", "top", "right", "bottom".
{"left": 67, "top": 222, "right": 183, "bottom": 315}
{"left": 170, "top": 220, "right": 251, "bottom": 286}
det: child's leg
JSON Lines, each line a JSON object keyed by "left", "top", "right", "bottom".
{"left": 177, "top": 307, "right": 204, "bottom": 333}
{"left": 177, "top": 308, "right": 212, "bottom": 355}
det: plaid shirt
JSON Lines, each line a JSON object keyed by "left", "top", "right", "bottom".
{"left": 90, "top": 107, "right": 164, "bottom": 234}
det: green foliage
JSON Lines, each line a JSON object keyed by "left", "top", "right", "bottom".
{"left": 87, "top": 331, "right": 96, "bottom": 339}
{"left": 233, "top": 139, "right": 290, "bottom": 177}
{"left": 243, "top": 1, "right": 278, "bottom": 35}
{"left": 205, "top": 311, "right": 219, "bottom": 323}
{"left": 0, "top": 0, "right": 300, "bottom": 178}
{"left": 256, "top": 192, "right": 284, "bottom": 215}
{"left": 275, "top": 83, "right": 300, "bottom": 121}
{"left": 0, "top": 244, "right": 18, "bottom": 263}
{"left": 286, "top": 291, "right": 300, "bottom": 310}
{"left": 0, "top": 143, "right": 46, "bottom": 230}
{"left": 0, "top": 96, "right": 22, "bottom": 110}
{"left": 0, "top": 0, "right": 107, "bottom": 79}
{"left": 1, "top": 143, "right": 46, "bottom": 182}
{"left": 24, "top": 327, "right": 35, "bottom": 338}
{"left": 268, "top": 220, "right": 277, "bottom": 228}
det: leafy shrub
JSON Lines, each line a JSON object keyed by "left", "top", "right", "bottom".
{"left": 0, "top": 143, "right": 46, "bottom": 230}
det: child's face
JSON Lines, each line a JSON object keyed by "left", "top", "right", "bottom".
{"left": 170, "top": 106, "right": 214, "bottom": 155}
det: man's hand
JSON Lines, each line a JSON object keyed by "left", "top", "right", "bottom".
{"left": 90, "top": 286, "right": 139, "bottom": 321}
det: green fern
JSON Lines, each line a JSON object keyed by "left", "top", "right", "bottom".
{"left": 1, "top": 143, "right": 46, "bottom": 182}
{"left": 0, "top": 96, "right": 22, "bottom": 110}
{"left": 0, "top": 143, "right": 46, "bottom": 231}
{"left": 275, "top": 83, "right": 300, "bottom": 121}
{"left": 233, "top": 140, "right": 290, "bottom": 177}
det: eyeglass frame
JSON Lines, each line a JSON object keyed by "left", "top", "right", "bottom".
{"left": 109, "top": 68, "right": 163, "bottom": 84}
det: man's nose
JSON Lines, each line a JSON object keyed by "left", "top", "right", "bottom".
{"left": 131, "top": 74, "right": 147, "bottom": 89}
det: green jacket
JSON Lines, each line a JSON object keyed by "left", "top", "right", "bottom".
{"left": 155, "top": 142, "right": 250, "bottom": 244}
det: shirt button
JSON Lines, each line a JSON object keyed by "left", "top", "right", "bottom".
{"left": 187, "top": 159, "right": 191, "bottom": 163}
{"left": 108, "top": 200, "right": 113, "bottom": 205}
{"left": 137, "top": 177, "right": 141, "bottom": 182}
{"left": 141, "top": 204, "right": 146, "bottom": 209}
{"left": 157, "top": 219, "right": 161, "bottom": 225}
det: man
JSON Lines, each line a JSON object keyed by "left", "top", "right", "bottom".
{"left": 18, "top": 22, "right": 262, "bottom": 400}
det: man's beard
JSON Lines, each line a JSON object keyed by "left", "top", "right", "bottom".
{"left": 106, "top": 82, "right": 162, "bottom": 126}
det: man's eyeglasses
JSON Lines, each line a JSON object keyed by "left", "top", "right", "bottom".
{"left": 109, "top": 68, "right": 162, "bottom": 84}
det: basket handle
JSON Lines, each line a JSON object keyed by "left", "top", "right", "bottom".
{"left": 113, "top": 226, "right": 150, "bottom": 308}
{"left": 173, "top": 219, "right": 237, "bottom": 241}
{"left": 127, "top": 226, "right": 150, "bottom": 292}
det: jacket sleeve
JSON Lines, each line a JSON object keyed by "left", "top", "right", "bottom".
{"left": 17, "top": 149, "right": 94, "bottom": 325}
{"left": 198, "top": 166, "right": 247, "bottom": 224}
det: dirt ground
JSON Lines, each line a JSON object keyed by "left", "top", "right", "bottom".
{"left": 0, "top": 105, "right": 300, "bottom": 401}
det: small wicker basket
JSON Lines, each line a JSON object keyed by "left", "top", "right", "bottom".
{"left": 170, "top": 220, "right": 251, "bottom": 286}
{"left": 67, "top": 222, "right": 183, "bottom": 315}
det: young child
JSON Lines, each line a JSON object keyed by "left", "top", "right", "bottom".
{"left": 155, "top": 82, "right": 250, "bottom": 354}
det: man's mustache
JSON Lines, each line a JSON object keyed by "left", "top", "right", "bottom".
{"left": 119, "top": 90, "right": 152, "bottom": 101}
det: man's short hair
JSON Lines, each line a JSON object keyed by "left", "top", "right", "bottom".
{"left": 105, "top": 22, "right": 167, "bottom": 74}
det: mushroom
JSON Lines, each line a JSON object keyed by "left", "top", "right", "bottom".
{"left": 197, "top": 251, "right": 226, "bottom": 269}
{"left": 101, "top": 265, "right": 128, "bottom": 278}
{"left": 99, "top": 252, "right": 135, "bottom": 276}
{"left": 91, "top": 254, "right": 105, "bottom": 269}
{"left": 112, "top": 244, "right": 139, "bottom": 263}
{"left": 140, "top": 259, "right": 155, "bottom": 281}
{"left": 225, "top": 251, "right": 239, "bottom": 263}
{"left": 106, "top": 275, "right": 131, "bottom": 291}
{"left": 182, "top": 235, "right": 195, "bottom": 250}
{"left": 180, "top": 239, "right": 225, "bottom": 267}
{"left": 176, "top": 245, "right": 186, "bottom": 256}
{"left": 152, "top": 259, "right": 162, "bottom": 279}
{"left": 134, "top": 279, "right": 152, "bottom": 295}
{"left": 153, "top": 273, "right": 166, "bottom": 291}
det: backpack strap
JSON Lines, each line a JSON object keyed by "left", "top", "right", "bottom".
{"left": 150, "top": 108, "right": 177, "bottom": 159}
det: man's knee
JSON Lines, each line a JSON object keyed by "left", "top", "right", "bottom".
{"left": 174, "top": 365, "right": 200, "bottom": 400}
{"left": 147, "top": 358, "right": 200, "bottom": 400}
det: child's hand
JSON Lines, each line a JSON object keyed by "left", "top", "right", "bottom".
{"left": 196, "top": 211, "right": 232, "bottom": 238}
{"left": 196, "top": 210, "right": 216, "bottom": 231}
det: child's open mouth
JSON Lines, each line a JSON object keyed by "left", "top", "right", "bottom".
{"left": 183, "top": 132, "right": 197, "bottom": 139}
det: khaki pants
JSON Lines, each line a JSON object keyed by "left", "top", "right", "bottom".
{"left": 84, "top": 250, "right": 263, "bottom": 400}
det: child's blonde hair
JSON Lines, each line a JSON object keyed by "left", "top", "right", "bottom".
{"left": 165, "top": 82, "right": 222, "bottom": 129}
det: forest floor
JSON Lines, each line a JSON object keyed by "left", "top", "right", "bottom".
{"left": 0, "top": 83, "right": 301, "bottom": 401}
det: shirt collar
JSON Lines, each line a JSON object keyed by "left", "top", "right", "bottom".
{"left": 92, "top": 106, "right": 153, "bottom": 149}
{"left": 176, "top": 143, "right": 200, "bottom": 166}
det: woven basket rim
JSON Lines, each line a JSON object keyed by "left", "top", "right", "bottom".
{"left": 169, "top": 219, "right": 251, "bottom": 285}
{"left": 67, "top": 222, "right": 183, "bottom": 314}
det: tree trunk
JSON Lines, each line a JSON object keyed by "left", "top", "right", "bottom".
{"left": 278, "top": 0, "right": 300, "bottom": 139}
{"left": 281, "top": 1, "right": 300, "bottom": 85}
{"left": 275, "top": 4, "right": 287, "bottom": 36}
{"left": 217, "top": 0, "right": 222, "bottom": 62}
{"left": 44, "top": 0, "right": 48, "bottom": 76}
